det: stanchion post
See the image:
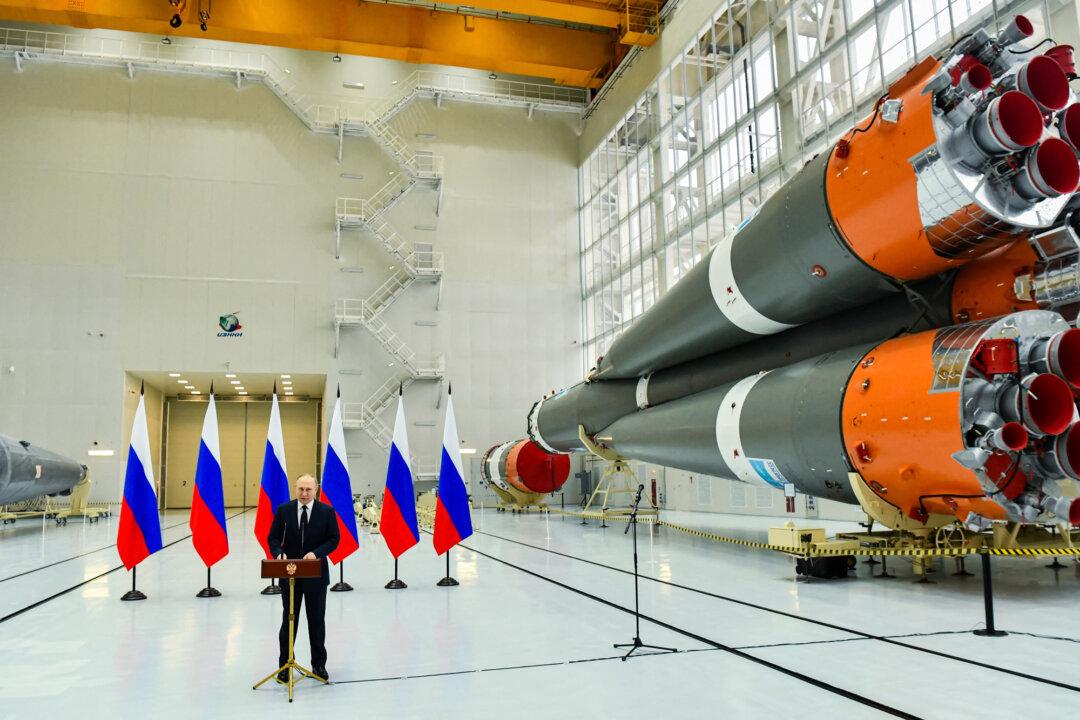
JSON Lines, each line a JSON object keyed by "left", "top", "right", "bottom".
{"left": 973, "top": 552, "right": 1007, "bottom": 637}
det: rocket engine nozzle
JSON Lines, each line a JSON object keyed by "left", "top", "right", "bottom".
{"left": 956, "top": 90, "right": 1043, "bottom": 165}
{"left": 1041, "top": 423, "right": 1080, "bottom": 480}
{"left": 1013, "top": 138, "right": 1080, "bottom": 200}
{"left": 1056, "top": 104, "right": 1080, "bottom": 152}
{"left": 997, "top": 15, "right": 1034, "bottom": 48}
{"left": 959, "top": 63, "right": 993, "bottom": 94}
{"left": 988, "top": 421, "right": 1031, "bottom": 451}
{"left": 999, "top": 372, "right": 1075, "bottom": 437}
{"left": 1030, "top": 327, "right": 1080, "bottom": 390}
{"left": 1016, "top": 55, "right": 1071, "bottom": 113}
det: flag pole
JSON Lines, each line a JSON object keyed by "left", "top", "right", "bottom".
{"left": 436, "top": 547, "right": 459, "bottom": 587}
{"left": 330, "top": 560, "right": 353, "bottom": 592}
{"left": 385, "top": 558, "right": 407, "bottom": 589}
{"left": 121, "top": 566, "right": 147, "bottom": 601}
{"left": 196, "top": 566, "right": 222, "bottom": 598}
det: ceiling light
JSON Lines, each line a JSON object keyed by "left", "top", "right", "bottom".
{"left": 387, "top": 362, "right": 394, "bottom": 367}
{"left": 285, "top": 392, "right": 294, "bottom": 396}
{"left": 177, "top": 379, "right": 188, "bottom": 384}
{"left": 281, "top": 374, "right": 291, "bottom": 379}
{"left": 191, "top": 390, "right": 201, "bottom": 395}
{"left": 230, "top": 380, "right": 240, "bottom": 385}
{"left": 87, "top": 442, "right": 114, "bottom": 457}
{"left": 458, "top": 448, "right": 477, "bottom": 455}
{"left": 185, "top": 385, "right": 195, "bottom": 390}
{"left": 168, "top": 372, "right": 181, "bottom": 377}
{"left": 332, "top": 54, "right": 342, "bottom": 63}
{"left": 392, "top": 80, "right": 398, "bottom": 85}
{"left": 343, "top": 81, "right": 365, "bottom": 90}
{"left": 225, "top": 373, "right": 236, "bottom": 378}
{"left": 238, "top": 391, "right": 248, "bottom": 396}
{"left": 236, "top": 387, "right": 245, "bottom": 391}
{"left": 388, "top": 170, "right": 396, "bottom": 176}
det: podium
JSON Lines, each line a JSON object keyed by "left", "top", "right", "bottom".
{"left": 252, "top": 559, "right": 327, "bottom": 702}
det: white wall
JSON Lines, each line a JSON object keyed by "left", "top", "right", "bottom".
{"left": 0, "top": 30, "right": 583, "bottom": 503}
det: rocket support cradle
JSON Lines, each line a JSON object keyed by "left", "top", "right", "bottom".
{"left": 530, "top": 15, "right": 1080, "bottom": 532}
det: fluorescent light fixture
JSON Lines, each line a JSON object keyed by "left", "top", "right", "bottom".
{"left": 415, "top": 133, "right": 437, "bottom": 140}
{"left": 87, "top": 448, "right": 115, "bottom": 457}
{"left": 387, "top": 362, "right": 394, "bottom": 367}
{"left": 282, "top": 380, "right": 292, "bottom": 385}
{"left": 341, "top": 267, "right": 364, "bottom": 273}
{"left": 168, "top": 372, "right": 181, "bottom": 377}
{"left": 281, "top": 374, "right": 291, "bottom": 379}
{"left": 285, "top": 392, "right": 294, "bottom": 396}
{"left": 185, "top": 386, "right": 195, "bottom": 390}
{"left": 191, "top": 391, "right": 202, "bottom": 395}
{"left": 340, "top": 173, "right": 365, "bottom": 180}
{"left": 459, "top": 448, "right": 477, "bottom": 455}
{"left": 177, "top": 379, "right": 188, "bottom": 384}
{"left": 238, "top": 391, "right": 248, "bottom": 396}
{"left": 230, "top": 380, "right": 241, "bottom": 385}
{"left": 342, "top": 80, "right": 364, "bottom": 89}
{"left": 414, "top": 224, "right": 437, "bottom": 231}
{"left": 225, "top": 373, "right": 236, "bottom": 378}
{"left": 236, "top": 387, "right": 245, "bottom": 391}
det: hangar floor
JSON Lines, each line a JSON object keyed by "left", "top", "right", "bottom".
{"left": 1, "top": 507, "right": 1078, "bottom": 718}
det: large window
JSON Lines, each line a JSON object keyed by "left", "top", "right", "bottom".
{"left": 579, "top": 0, "right": 1057, "bottom": 372}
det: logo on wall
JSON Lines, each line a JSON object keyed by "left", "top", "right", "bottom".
{"left": 218, "top": 313, "right": 243, "bottom": 338}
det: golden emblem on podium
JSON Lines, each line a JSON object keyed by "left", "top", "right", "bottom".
{"left": 286, "top": 562, "right": 297, "bottom": 576}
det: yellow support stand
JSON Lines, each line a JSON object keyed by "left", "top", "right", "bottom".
{"left": 54, "top": 475, "right": 109, "bottom": 525}
{"left": 578, "top": 425, "right": 657, "bottom": 526}
{"left": 253, "top": 575, "right": 327, "bottom": 702}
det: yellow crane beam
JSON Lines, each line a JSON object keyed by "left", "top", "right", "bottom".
{"left": 0, "top": 0, "right": 617, "bottom": 87}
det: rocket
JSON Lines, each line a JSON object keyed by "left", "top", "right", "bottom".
{"left": 530, "top": 16, "right": 1080, "bottom": 532}
{"left": 480, "top": 439, "right": 570, "bottom": 507}
{"left": 0, "top": 434, "right": 88, "bottom": 505}
{"left": 591, "top": 15, "right": 1078, "bottom": 382}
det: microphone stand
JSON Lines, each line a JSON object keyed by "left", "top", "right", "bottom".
{"left": 614, "top": 484, "right": 676, "bottom": 661}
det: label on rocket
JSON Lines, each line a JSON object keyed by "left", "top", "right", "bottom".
{"left": 747, "top": 458, "right": 788, "bottom": 490}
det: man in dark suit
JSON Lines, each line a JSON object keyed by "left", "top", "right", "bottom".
{"left": 268, "top": 474, "right": 340, "bottom": 682}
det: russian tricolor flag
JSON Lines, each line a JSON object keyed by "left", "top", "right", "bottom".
{"left": 379, "top": 387, "right": 419, "bottom": 558}
{"left": 254, "top": 390, "right": 290, "bottom": 560}
{"left": 189, "top": 390, "right": 228, "bottom": 567}
{"left": 320, "top": 388, "right": 359, "bottom": 563}
{"left": 433, "top": 385, "right": 473, "bottom": 554}
{"left": 117, "top": 388, "right": 163, "bottom": 570}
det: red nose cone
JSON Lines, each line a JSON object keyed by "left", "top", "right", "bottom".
{"left": 995, "top": 91, "right": 1044, "bottom": 148}
{"left": 999, "top": 422, "right": 1029, "bottom": 451}
{"left": 1019, "top": 55, "right": 1070, "bottom": 112}
{"left": 1026, "top": 373, "right": 1075, "bottom": 436}
{"left": 515, "top": 441, "right": 571, "bottom": 494}
{"left": 1031, "top": 138, "right": 1080, "bottom": 196}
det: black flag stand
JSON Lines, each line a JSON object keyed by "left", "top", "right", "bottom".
{"left": 436, "top": 549, "right": 459, "bottom": 586}
{"left": 330, "top": 561, "right": 354, "bottom": 592}
{"left": 121, "top": 566, "right": 147, "bottom": 601}
{"left": 196, "top": 567, "right": 222, "bottom": 598}
{"left": 385, "top": 558, "right": 407, "bottom": 589}
{"left": 261, "top": 578, "right": 283, "bottom": 595}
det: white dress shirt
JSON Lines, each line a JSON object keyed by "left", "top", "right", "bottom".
{"left": 297, "top": 501, "right": 313, "bottom": 527}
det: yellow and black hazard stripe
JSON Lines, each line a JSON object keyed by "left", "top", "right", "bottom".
{"left": 540, "top": 509, "right": 1080, "bottom": 560}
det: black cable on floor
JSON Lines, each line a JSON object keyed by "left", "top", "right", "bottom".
{"left": 473, "top": 528, "right": 1080, "bottom": 694}
{"left": 0, "top": 508, "right": 252, "bottom": 625}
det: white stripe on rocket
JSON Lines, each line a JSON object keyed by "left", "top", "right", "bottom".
{"left": 267, "top": 393, "right": 288, "bottom": 474}
{"left": 708, "top": 233, "right": 797, "bottom": 335}
{"left": 201, "top": 393, "right": 221, "bottom": 464}
{"left": 715, "top": 373, "right": 773, "bottom": 487}
{"left": 131, "top": 394, "right": 157, "bottom": 495}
